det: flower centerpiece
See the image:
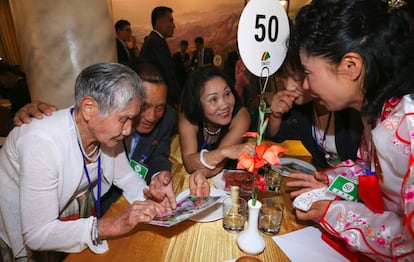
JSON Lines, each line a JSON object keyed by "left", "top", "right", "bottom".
{"left": 236, "top": 99, "right": 287, "bottom": 206}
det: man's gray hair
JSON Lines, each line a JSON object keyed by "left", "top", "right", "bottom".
{"left": 74, "top": 62, "right": 145, "bottom": 116}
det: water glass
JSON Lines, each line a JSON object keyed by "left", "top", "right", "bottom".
{"left": 222, "top": 196, "right": 247, "bottom": 232}
{"left": 259, "top": 197, "right": 283, "bottom": 234}
{"left": 265, "top": 171, "right": 281, "bottom": 192}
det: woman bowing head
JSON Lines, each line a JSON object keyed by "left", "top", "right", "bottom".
{"left": 0, "top": 62, "right": 175, "bottom": 261}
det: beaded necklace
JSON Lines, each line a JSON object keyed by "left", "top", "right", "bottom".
{"left": 202, "top": 124, "right": 222, "bottom": 150}
{"left": 204, "top": 126, "right": 222, "bottom": 136}
{"left": 72, "top": 110, "right": 101, "bottom": 162}
{"left": 71, "top": 108, "right": 102, "bottom": 217}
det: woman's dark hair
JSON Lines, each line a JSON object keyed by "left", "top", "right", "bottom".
{"left": 295, "top": 0, "right": 414, "bottom": 121}
{"left": 276, "top": 19, "right": 304, "bottom": 80}
{"left": 181, "top": 66, "right": 241, "bottom": 125}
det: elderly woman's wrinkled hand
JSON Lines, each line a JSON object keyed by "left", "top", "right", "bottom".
{"left": 146, "top": 171, "right": 176, "bottom": 209}
{"left": 286, "top": 171, "right": 329, "bottom": 198}
{"left": 101, "top": 199, "right": 166, "bottom": 237}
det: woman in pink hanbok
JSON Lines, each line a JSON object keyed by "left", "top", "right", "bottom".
{"left": 286, "top": 0, "right": 414, "bottom": 261}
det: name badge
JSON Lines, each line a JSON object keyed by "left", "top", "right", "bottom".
{"left": 130, "top": 159, "right": 148, "bottom": 180}
{"left": 327, "top": 176, "right": 358, "bottom": 201}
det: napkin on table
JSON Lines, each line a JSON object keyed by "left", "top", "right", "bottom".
{"left": 272, "top": 226, "right": 347, "bottom": 262}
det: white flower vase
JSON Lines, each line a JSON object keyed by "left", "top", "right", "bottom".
{"left": 237, "top": 199, "right": 265, "bottom": 255}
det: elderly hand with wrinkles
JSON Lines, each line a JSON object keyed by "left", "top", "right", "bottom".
{"left": 13, "top": 100, "right": 57, "bottom": 126}
{"left": 145, "top": 171, "right": 176, "bottom": 209}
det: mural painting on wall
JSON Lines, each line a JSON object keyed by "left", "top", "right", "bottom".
{"left": 111, "top": 0, "right": 245, "bottom": 68}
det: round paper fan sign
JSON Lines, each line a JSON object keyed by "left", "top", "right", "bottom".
{"left": 237, "top": 0, "right": 290, "bottom": 77}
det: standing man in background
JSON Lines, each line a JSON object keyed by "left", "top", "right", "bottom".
{"left": 140, "top": 6, "right": 181, "bottom": 107}
{"left": 173, "top": 40, "right": 191, "bottom": 88}
{"left": 191, "top": 37, "right": 214, "bottom": 70}
{"left": 115, "top": 19, "right": 138, "bottom": 66}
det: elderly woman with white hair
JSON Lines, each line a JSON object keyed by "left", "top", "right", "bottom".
{"left": 0, "top": 62, "right": 175, "bottom": 261}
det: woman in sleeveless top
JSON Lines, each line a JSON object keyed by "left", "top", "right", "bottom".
{"left": 179, "top": 66, "right": 253, "bottom": 196}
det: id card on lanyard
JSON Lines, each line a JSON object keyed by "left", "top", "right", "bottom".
{"left": 130, "top": 159, "right": 149, "bottom": 180}
{"left": 123, "top": 135, "right": 149, "bottom": 180}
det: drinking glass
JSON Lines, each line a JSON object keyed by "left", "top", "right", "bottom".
{"left": 265, "top": 171, "right": 281, "bottom": 193}
{"left": 222, "top": 196, "right": 247, "bottom": 232}
{"left": 259, "top": 197, "right": 283, "bottom": 234}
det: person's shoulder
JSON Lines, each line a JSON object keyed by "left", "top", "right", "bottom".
{"left": 232, "top": 106, "right": 250, "bottom": 124}
{"left": 162, "top": 105, "right": 178, "bottom": 124}
{"left": 32, "top": 107, "right": 71, "bottom": 124}
{"left": 147, "top": 31, "right": 163, "bottom": 41}
{"left": 142, "top": 32, "right": 157, "bottom": 44}
{"left": 12, "top": 108, "right": 73, "bottom": 141}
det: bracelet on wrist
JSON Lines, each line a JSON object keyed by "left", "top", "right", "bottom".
{"left": 91, "top": 217, "right": 103, "bottom": 246}
{"left": 199, "top": 149, "right": 216, "bottom": 170}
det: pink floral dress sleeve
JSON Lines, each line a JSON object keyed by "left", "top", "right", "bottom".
{"left": 318, "top": 95, "right": 414, "bottom": 261}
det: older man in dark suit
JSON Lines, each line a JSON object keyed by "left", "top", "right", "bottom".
{"left": 101, "top": 62, "right": 177, "bottom": 211}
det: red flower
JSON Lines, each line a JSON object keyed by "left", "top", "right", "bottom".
{"left": 262, "top": 145, "right": 287, "bottom": 166}
{"left": 237, "top": 144, "right": 286, "bottom": 173}
{"left": 237, "top": 152, "right": 255, "bottom": 172}
{"left": 237, "top": 100, "right": 287, "bottom": 206}
{"left": 253, "top": 175, "right": 267, "bottom": 191}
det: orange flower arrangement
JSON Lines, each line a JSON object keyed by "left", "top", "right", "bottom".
{"left": 237, "top": 100, "right": 287, "bottom": 206}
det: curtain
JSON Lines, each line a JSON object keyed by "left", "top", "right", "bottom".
{"left": 0, "top": 0, "right": 22, "bottom": 65}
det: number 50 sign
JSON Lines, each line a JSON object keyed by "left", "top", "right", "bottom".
{"left": 237, "top": 0, "right": 290, "bottom": 77}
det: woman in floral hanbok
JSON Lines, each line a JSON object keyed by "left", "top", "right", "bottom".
{"left": 286, "top": 0, "right": 414, "bottom": 261}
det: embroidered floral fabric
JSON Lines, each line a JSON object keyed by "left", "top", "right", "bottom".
{"left": 319, "top": 95, "right": 414, "bottom": 261}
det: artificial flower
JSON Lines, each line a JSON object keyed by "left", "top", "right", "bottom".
{"left": 237, "top": 99, "right": 286, "bottom": 205}
{"left": 262, "top": 145, "right": 287, "bottom": 166}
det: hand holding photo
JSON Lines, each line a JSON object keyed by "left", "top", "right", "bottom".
{"left": 150, "top": 195, "right": 222, "bottom": 227}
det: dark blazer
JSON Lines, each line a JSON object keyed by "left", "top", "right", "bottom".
{"left": 140, "top": 31, "right": 181, "bottom": 105}
{"left": 129, "top": 104, "right": 177, "bottom": 184}
{"left": 172, "top": 51, "right": 190, "bottom": 87}
{"left": 101, "top": 105, "right": 177, "bottom": 213}
{"left": 191, "top": 48, "right": 214, "bottom": 69}
{"left": 268, "top": 102, "right": 363, "bottom": 169}
{"left": 116, "top": 38, "right": 133, "bottom": 66}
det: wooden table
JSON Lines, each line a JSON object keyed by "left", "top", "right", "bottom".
{"left": 65, "top": 140, "right": 312, "bottom": 262}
